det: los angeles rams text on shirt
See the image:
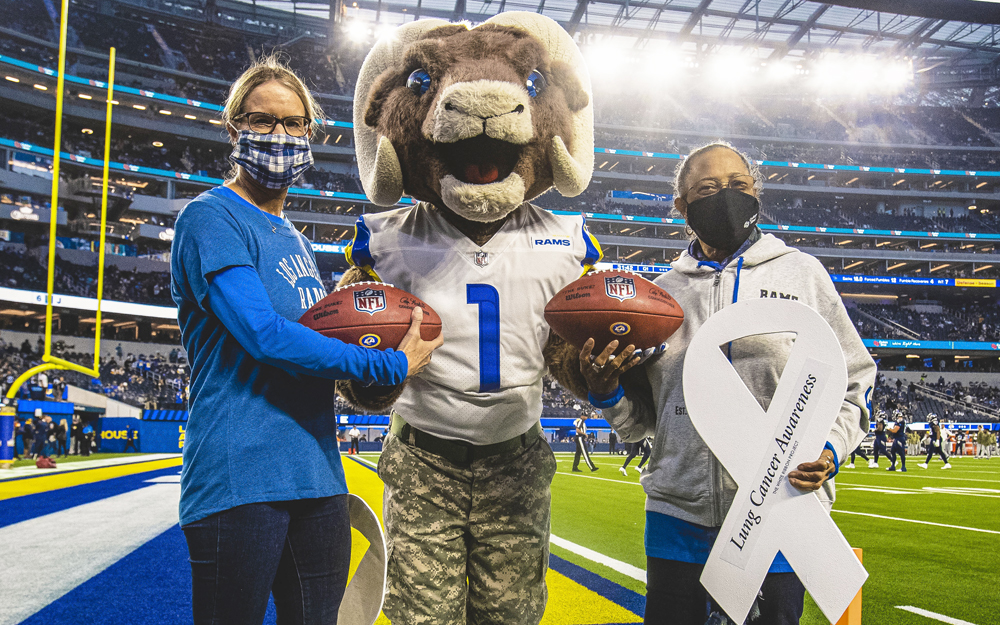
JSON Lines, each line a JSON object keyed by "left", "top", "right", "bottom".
{"left": 759, "top": 289, "right": 799, "bottom": 301}
{"left": 276, "top": 253, "right": 325, "bottom": 309}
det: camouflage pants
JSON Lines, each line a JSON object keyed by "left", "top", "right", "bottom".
{"left": 377, "top": 430, "right": 557, "bottom": 625}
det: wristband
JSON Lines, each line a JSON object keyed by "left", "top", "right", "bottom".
{"left": 588, "top": 385, "right": 624, "bottom": 408}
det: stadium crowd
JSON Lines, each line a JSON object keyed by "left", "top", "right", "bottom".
{"left": 851, "top": 302, "right": 1000, "bottom": 343}
{"left": 0, "top": 245, "right": 175, "bottom": 306}
{"left": 0, "top": 335, "right": 188, "bottom": 409}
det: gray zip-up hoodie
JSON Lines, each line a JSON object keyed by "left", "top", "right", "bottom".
{"left": 603, "top": 233, "right": 876, "bottom": 527}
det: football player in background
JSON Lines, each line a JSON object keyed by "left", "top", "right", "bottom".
{"left": 619, "top": 437, "right": 651, "bottom": 476}
{"left": 888, "top": 414, "right": 909, "bottom": 472}
{"left": 871, "top": 416, "right": 888, "bottom": 468}
{"left": 919, "top": 415, "right": 952, "bottom": 469}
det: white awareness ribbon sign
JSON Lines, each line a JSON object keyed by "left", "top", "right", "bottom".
{"left": 682, "top": 299, "right": 867, "bottom": 624}
{"left": 338, "top": 493, "right": 388, "bottom": 625}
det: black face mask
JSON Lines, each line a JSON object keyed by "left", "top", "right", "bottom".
{"left": 685, "top": 187, "right": 760, "bottom": 254}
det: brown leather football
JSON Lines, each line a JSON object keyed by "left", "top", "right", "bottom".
{"left": 544, "top": 271, "right": 684, "bottom": 353}
{"left": 298, "top": 282, "right": 441, "bottom": 350}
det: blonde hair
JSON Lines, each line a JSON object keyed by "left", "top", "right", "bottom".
{"left": 222, "top": 52, "right": 325, "bottom": 138}
{"left": 672, "top": 141, "right": 763, "bottom": 200}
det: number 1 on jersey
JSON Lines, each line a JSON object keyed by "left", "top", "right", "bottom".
{"left": 467, "top": 284, "right": 500, "bottom": 392}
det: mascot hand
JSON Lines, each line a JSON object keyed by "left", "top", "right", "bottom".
{"left": 635, "top": 342, "right": 668, "bottom": 366}
{"left": 397, "top": 306, "right": 444, "bottom": 378}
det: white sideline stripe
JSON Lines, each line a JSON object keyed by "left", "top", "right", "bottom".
{"left": 836, "top": 483, "right": 1000, "bottom": 498}
{"left": 554, "top": 471, "right": 643, "bottom": 486}
{"left": 350, "top": 455, "right": 379, "bottom": 470}
{"left": 0, "top": 484, "right": 181, "bottom": 625}
{"left": 833, "top": 473, "right": 999, "bottom": 484}
{"left": 549, "top": 534, "right": 647, "bottom": 584}
{"left": 0, "top": 453, "right": 182, "bottom": 480}
{"left": 841, "top": 487, "right": 915, "bottom": 495}
{"left": 144, "top": 474, "right": 181, "bottom": 483}
{"left": 832, "top": 510, "right": 1000, "bottom": 535}
{"left": 896, "top": 606, "right": 978, "bottom": 625}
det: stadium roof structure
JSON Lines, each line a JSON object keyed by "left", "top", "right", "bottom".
{"left": 222, "top": 0, "right": 1000, "bottom": 55}
{"left": 208, "top": 0, "right": 1000, "bottom": 96}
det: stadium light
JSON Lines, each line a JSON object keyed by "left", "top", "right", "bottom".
{"left": 4, "top": 76, "right": 19, "bottom": 83}
{"left": 159, "top": 109, "right": 172, "bottom": 115}
{"left": 133, "top": 104, "right": 146, "bottom": 110}
{"left": 184, "top": 114, "right": 196, "bottom": 120}
{"left": 764, "top": 61, "right": 796, "bottom": 83}
{"left": 152, "top": 141, "right": 163, "bottom": 147}
{"left": 33, "top": 84, "right": 47, "bottom": 90}
{"left": 81, "top": 128, "right": 93, "bottom": 135}
{"left": 209, "top": 119, "right": 222, "bottom": 125}
{"left": 346, "top": 20, "right": 369, "bottom": 42}
{"left": 706, "top": 49, "right": 756, "bottom": 90}
{"left": 374, "top": 23, "right": 395, "bottom": 41}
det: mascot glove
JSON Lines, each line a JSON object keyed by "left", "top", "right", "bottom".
{"left": 636, "top": 342, "right": 668, "bottom": 366}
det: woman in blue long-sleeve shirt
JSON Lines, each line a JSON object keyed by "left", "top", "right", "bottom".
{"left": 170, "top": 54, "right": 441, "bottom": 625}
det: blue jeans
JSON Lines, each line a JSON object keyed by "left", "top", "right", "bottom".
{"left": 182, "top": 495, "right": 351, "bottom": 625}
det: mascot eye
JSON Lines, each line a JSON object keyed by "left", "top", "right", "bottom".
{"left": 407, "top": 69, "right": 432, "bottom": 96}
{"left": 526, "top": 70, "right": 546, "bottom": 98}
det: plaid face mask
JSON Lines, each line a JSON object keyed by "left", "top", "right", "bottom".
{"left": 230, "top": 130, "right": 314, "bottom": 189}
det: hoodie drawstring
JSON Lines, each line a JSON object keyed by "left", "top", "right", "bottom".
{"left": 726, "top": 257, "right": 746, "bottom": 362}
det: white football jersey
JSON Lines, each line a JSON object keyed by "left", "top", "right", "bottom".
{"left": 347, "top": 202, "right": 602, "bottom": 445}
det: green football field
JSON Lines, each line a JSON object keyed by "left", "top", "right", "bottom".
{"left": 362, "top": 451, "right": 999, "bottom": 624}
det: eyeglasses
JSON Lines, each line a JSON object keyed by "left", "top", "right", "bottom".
{"left": 687, "top": 174, "right": 756, "bottom": 199}
{"left": 232, "top": 112, "right": 311, "bottom": 137}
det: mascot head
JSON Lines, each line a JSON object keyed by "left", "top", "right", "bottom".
{"left": 354, "top": 12, "right": 594, "bottom": 223}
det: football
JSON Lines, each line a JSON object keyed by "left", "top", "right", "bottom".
{"left": 544, "top": 270, "right": 684, "bottom": 354}
{"left": 299, "top": 282, "right": 442, "bottom": 350}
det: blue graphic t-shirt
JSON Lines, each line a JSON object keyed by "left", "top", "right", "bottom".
{"left": 171, "top": 186, "right": 404, "bottom": 525}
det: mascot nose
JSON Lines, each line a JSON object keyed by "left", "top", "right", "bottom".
{"left": 444, "top": 102, "right": 525, "bottom": 118}
{"left": 429, "top": 79, "right": 534, "bottom": 144}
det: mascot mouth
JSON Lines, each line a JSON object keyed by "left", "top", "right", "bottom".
{"left": 438, "top": 136, "right": 523, "bottom": 185}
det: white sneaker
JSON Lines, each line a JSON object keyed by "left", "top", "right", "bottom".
{"left": 619, "top": 467, "right": 627, "bottom": 477}
{"left": 868, "top": 461, "right": 878, "bottom": 468}
{"left": 635, "top": 466, "right": 643, "bottom": 474}
{"left": 846, "top": 463, "right": 854, "bottom": 469}
{"left": 942, "top": 463, "right": 952, "bottom": 469}
{"left": 918, "top": 463, "right": 928, "bottom": 469}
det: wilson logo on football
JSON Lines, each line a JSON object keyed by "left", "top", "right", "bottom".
{"left": 605, "top": 276, "right": 636, "bottom": 302}
{"left": 354, "top": 288, "right": 387, "bottom": 315}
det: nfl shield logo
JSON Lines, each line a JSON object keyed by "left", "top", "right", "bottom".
{"left": 605, "top": 276, "right": 636, "bottom": 302}
{"left": 354, "top": 288, "right": 386, "bottom": 315}
{"left": 475, "top": 251, "right": 490, "bottom": 267}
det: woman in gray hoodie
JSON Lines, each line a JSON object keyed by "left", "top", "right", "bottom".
{"left": 579, "top": 142, "right": 876, "bottom": 625}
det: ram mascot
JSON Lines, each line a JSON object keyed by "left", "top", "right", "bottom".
{"left": 340, "top": 12, "right": 598, "bottom": 624}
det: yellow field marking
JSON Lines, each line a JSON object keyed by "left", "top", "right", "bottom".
{"left": 0, "top": 458, "right": 182, "bottom": 501}
{"left": 542, "top": 569, "right": 642, "bottom": 625}
{"left": 342, "top": 458, "right": 642, "bottom": 625}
